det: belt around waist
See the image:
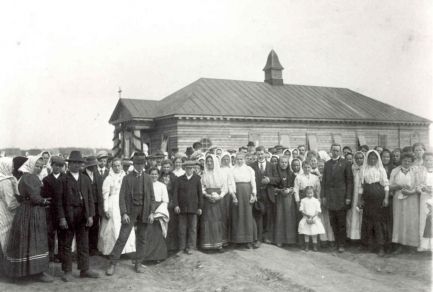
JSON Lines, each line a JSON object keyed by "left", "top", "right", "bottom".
{"left": 236, "top": 182, "right": 250, "bottom": 186}
{"left": 364, "top": 182, "right": 382, "bottom": 186}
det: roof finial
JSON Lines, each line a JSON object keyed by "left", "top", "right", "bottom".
{"left": 118, "top": 87, "right": 122, "bottom": 98}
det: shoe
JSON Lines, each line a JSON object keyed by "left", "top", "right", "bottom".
{"left": 246, "top": 243, "right": 253, "bottom": 249}
{"left": 186, "top": 249, "right": 193, "bottom": 255}
{"left": 393, "top": 246, "right": 403, "bottom": 255}
{"left": 338, "top": 247, "right": 345, "bottom": 253}
{"left": 378, "top": 247, "right": 385, "bottom": 257}
{"left": 176, "top": 250, "right": 184, "bottom": 257}
{"left": 264, "top": 239, "right": 272, "bottom": 244}
{"left": 313, "top": 244, "right": 318, "bottom": 252}
{"left": 135, "top": 264, "right": 145, "bottom": 273}
{"left": 62, "top": 272, "right": 74, "bottom": 282}
{"left": 80, "top": 269, "right": 100, "bottom": 278}
{"left": 35, "top": 272, "right": 53, "bottom": 283}
{"left": 304, "top": 242, "right": 309, "bottom": 252}
{"left": 253, "top": 241, "right": 261, "bottom": 249}
{"left": 106, "top": 264, "right": 116, "bottom": 276}
{"left": 276, "top": 243, "right": 283, "bottom": 248}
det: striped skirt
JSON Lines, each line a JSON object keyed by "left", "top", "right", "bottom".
{"left": 4, "top": 201, "right": 49, "bottom": 277}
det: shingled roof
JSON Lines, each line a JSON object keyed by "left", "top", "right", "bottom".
{"left": 109, "top": 78, "right": 430, "bottom": 125}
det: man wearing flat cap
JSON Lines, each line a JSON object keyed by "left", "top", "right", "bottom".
{"left": 106, "top": 152, "right": 156, "bottom": 275}
{"left": 42, "top": 156, "right": 66, "bottom": 262}
{"left": 96, "top": 150, "right": 109, "bottom": 179}
{"left": 57, "top": 151, "right": 99, "bottom": 282}
{"left": 82, "top": 156, "right": 104, "bottom": 256}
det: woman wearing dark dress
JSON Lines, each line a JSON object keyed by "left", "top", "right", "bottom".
{"left": 4, "top": 156, "right": 53, "bottom": 282}
{"left": 381, "top": 149, "right": 395, "bottom": 252}
{"left": 273, "top": 156, "right": 297, "bottom": 247}
{"left": 158, "top": 159, "right": 179, "bottom": 253}
{"left": 143, "top": 168, "right": 169, "bottom": 262}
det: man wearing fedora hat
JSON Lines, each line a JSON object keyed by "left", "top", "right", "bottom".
{"left": 42, "top": 156, "right": 66, "bottom": 262}
{"left": 82, "top": 156, "right": 104, "bottom": 256}
{"left": 247, "top": 141, "right": 256, "bottom": 154}
{"left": 106, "top": 152, "right": 156, "bottom": 275}
{"left": 185, "top": 147, "right": 194, "bottom": 159}
{"left": 57, "top": 151, "right": 99, "bottom": 282}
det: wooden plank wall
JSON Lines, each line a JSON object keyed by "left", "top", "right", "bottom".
{"left": 173, "top": 119, "right": 429, "bottom": 153}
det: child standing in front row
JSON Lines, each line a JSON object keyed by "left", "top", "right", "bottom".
{"left": 298, "top": 186, "right": 325, "bottom": 252}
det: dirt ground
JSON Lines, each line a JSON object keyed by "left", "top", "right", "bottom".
{"left": 0, "top": 243, "right": 431, "bottom": 292}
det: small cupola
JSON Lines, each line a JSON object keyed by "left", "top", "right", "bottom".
{"left": 263, "top": 50, "right": 284, "bottom": 86}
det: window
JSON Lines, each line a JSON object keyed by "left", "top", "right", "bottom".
{"left": 333, "top": 134, "right": 342, "bottom": 146}
{"left": 279, "top": 134, "right": 291, "bottom": 148}
{"left": 378, "top": 134, "right": 387, "bottom": 148}
{"left": 357, "top": 134, "right": 367, "bottom": 148}
{"left": 200, "top": 138, "right": 212, "bottom": 151}
{"left": 307, "top": 134, "right": 318, "bottom": 152}
{"left": 249, "top": 133, "right": 262, "bottom": 147}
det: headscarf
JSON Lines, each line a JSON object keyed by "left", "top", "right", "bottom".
{"left": 201, "top": 154, "right": 223, "bottom": 188}
{"left": 291, "top": 148, "right": 299, "bottom": 158}
{"left": 318, "top": 150, "right": 331, "bottom": 162}
{"left": 291, "top": 158, "right": 304, "bottom": 175}
{"left": 0, "top": 157, "right": 14, "bottom": 182}
{"left": 360, "top": 150, "right": 388, "bottom": 187}
{"left": 13, "top": 156, "right": 28, "bottom": 172}
{"left": 19, "top": 155, "right": 43, "bottom": 174}
{"left": 352, "top": 151, "right": 364, "bottom": 173}
{"left": 220, "top": 151, "right": 233, "bottom": 168}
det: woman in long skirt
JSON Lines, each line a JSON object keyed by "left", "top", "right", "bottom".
{"left": 273, "top": 156, "right": 297, "bottom": 246}
{"left": 358, "top": 150, "right": 389, "bottom": 256}
{"left": 0, "top": 158, "right": 19, "bottom": 271}
{"left": 219, "top": 152, "right": 236, "bottom": 245}
{"left": 390, "top": 153, "right": 420, "bottom": 254}
{"left": 99, "top": 159, "right": 135, "bottom": 255}
{"left": 347, "top": 151, "right": 364, "bottom": 241}
{"left": 159, "top": 159, "right": 179, "bottom": 252}
{"left": 143, "top": 168, "right": 169, "bottom": 261}
{"left": 4, "top": 156, "right": 53, "bottom": 282}
{"left": 231, "top": 153, "right": 257, "bottom": 248}
{"left": 200, "top": 154, "right": 228, "bottom": 252}
{"left": 417, "top": 152, "right": 433, "bottom": 252}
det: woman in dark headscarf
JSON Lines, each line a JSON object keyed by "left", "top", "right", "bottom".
{"left": 272, "top": 156, "right": 297, "bottom": 247}
{"left": 4, "top": 156, "right": 53, "bottom": 282}
{"left": 12, "top": 156, "right": 28, "bottom": 180}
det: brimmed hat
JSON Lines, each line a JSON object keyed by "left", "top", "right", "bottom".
{"left": 247, "top": 141, "right": 255, "bottom": 147}
{"left": 66, "top": 151, "right": 86, "bottom": 163}
{"left": 85, "top": 156, "right": 98, "bottom": 168}
{"left": 51, "top": 156, "right": 65, "bottom": 165}
{"left": 183, "top": 160, "right": 200, "bottom": 167}
{"left": 186, "top": 147, "right": 194, "bottom": 156}
{"left": 253, "top": 201, "right": 266, "bottom": 218}
{"left": 96, "top": 150, "right": 108, "bottom": 160}
{"left": 121, "top": 159, "right": 133, "bottom": 166}
{"left": 133, "top": 152, "right": 146, "bottom": 164}
{"left": 151, "top": 150, "right": 165, "bottom": 158}
{"left": 274, "top": 145, "right": 283, "bottom": 149}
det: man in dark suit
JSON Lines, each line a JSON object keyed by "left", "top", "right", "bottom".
{"left": 41, "top": 156, "right": 66, "bottom": 262}
{"left": 82, "top": 156, "right": 104, "bottom": 256}
{"left": 106, "top": 152, "right": 156, "bottom": 275}
{"left": 96, "top": 150, "right": 110, "bottom": 179}
{"left": 57, "top": 151, "right": 99, "bottom": 282}
{"left": 251, "top": 146, "right": 278, "bottom": 248}
{"left": 322, "top": 144, "right": 354, "bottom": 253}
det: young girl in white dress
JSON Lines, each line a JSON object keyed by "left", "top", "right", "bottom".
{"left": 298, "top": 186, "right": 325, "bottom": 252}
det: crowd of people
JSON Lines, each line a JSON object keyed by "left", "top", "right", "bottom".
{"left": 0, "top": 141, "right": 431, "bottom": 283}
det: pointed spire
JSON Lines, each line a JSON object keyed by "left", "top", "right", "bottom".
{"left": 263, "top": 50, "right": 284, "bottom": 86}
{"left": 263, "top": 50, "right": 284, "bottom": 71}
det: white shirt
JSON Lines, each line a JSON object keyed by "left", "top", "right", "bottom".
{"left": 186, "top": 174, "right": 193, "bottom": 180}
{"left": 70, "top": 171, "right": 79, "bottom": 181}
{"left": 53, "top": 173, "right": 60, "bottom": 179}
{"left": 86, "top": 169, "right": 94, "bottom": 182}
{"left": 98, "top": 167, "right": 106, "bottom": 175}
{"left": 152, "top": 181, "right": 169, "bottom": 203}
{"left": 258, "top": 160, "right": 267, "bottom": 171}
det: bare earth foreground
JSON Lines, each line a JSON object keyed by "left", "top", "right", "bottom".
{"left": 0, "top": 244, "right": 431, "bottom": 292}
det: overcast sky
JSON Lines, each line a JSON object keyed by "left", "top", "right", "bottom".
{"left": 1, "top": 0, "right": 432, "bottom": 150}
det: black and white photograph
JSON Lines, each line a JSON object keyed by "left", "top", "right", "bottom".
{"left": 0, "top": 1, "right": 432, "bottom": 291}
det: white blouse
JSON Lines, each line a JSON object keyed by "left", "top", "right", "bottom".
{"left": 232, "top": 164, "right": 257, "bottom": 195}
{"left": 153, "top": 181, "right": 169, "bottom": 203}
{"left": 294, "top": 173, "right": 321, "bottom": 202}
{"left": 361, "top": 166, "right": 389, "bottom": 191}
{"left": 173, "top": 169, "right": 186, "bottom": 177}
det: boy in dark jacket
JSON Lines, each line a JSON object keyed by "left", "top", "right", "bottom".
{"left": 173, "top": 161, "right": 203, "bottom": 255}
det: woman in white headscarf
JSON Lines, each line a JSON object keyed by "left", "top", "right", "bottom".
{"left": 4, "top": 156, "right": 53, "bottom": 282}
{"left": 219, "top": 152, "right": 236, "bottom": 244}
{"left": 358, "top": 150, "right": 389, "bottom": 257}
{"left": 99, "top": 158, "right": 135, "bottom": 255}
{"left": 200, "top": 155, "right": 228, "bottom": 252}
{"left": 347, "top": 151, "right": 364, "bottom": 241}
{"left": 38, "top": 151, "right": 52, "bottom": 181}
{"left": 0, "top": 158, "right": 19, "bottom": 260}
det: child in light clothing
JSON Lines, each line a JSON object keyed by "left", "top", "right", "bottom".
{"left": 298, "top": 186, "right": 325, "bottom": 252}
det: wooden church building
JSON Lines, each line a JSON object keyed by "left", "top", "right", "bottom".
{"left": 109, "top": 50, "right": 431, "bottom": 157}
